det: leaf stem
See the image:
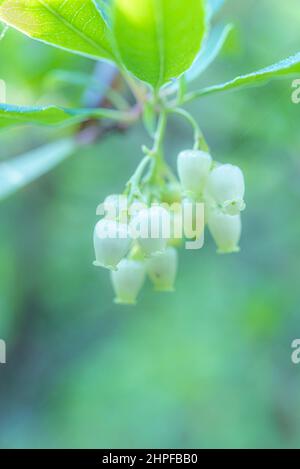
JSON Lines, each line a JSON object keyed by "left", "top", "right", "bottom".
{"left": 177, "top": 75, "right": 187, "bottom": 106}
{"left": 106, "top": 89, "right": 131, "bottom": 111}
{"left": 182, "top": 86, "right": 220, "bottom": 104}
{"left": 121, "top": 69, "right": 148, "bottom": 106}
{"left": 84, "top": 106, "right": 140, "bottom": 123}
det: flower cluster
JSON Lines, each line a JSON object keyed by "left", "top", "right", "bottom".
{"left": 177, "top": 150, "right": 245, "bottom": 254}
{"left": 93, "top": 149, "right": 245, "bottom": 305}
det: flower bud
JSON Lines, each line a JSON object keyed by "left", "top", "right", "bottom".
{"left": 207, "top": 208, "right": 241, "bottom": 254}
{"left": 147, "top": 247, "right": 178, "bottom": 292}
{"left": 130, "top": 206, "right": 171, "bottom": 256}
{"left": 93, "top": 219, "right": 132, "bottom": 270}
{"left": 111, "top": 259, "right": 145, "bottom": 305}
{"left": 207, "top": 164, "right": 245, "bottom": 215}
{"left": 160, "top": 182, "right": 182, "bottom": 204}
{"left": 177, "top": 150, "right": 212, "bottom": 195}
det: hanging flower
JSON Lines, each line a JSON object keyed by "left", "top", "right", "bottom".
{"left": 93, "top": 219, "right": 132, "bottom": 270}
{"left": 207, "top": 164, "right": 245, "bottom": 215}
{"left": 147, "top": 247, "right": 178, "bottom": 291}
{"left": 177, "top": 149, "right": 212, "bottom": 196}
{"left": 130, "top": 205, "right": 171, "bottom": 256}
{"left": 207, "top": 207, "right": 242, "bottom": 254}
{"left": 111, "top": 259, "right": 146, "bottom": 305}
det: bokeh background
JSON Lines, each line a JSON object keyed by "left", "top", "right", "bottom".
{"left": 0, "top": 0, "right": 300, "bottom": 449}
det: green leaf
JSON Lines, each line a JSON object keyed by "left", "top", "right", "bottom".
{"left": 0, "top": 103, "right": 129, "bottom": 129}
{"left": 0, "top": 21, "right": 7, "bottom": 40}
{"left": 113, "top": 0, "right": 207, "bottom": 88}
{"left": 0, "top": 0, "right": 114, "bottom": 61}
{"left": 164, "top": 22, "right": 232, "bottom": 95}
{"left": 0, "top": 138, "right": 75, "bottom": 200}
{"left": 95, "top": 0, "right": 112, "bottom": 25}
{"left": 186, "top": 23, "right": 233, "bottom": 83}
{"left": 184, "top": 52, "right": 300, "bottom": 103}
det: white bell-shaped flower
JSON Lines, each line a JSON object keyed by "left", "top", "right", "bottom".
{"left": 207, "top": 208, "right": 241, "bottom": 254}
{"left": 177, "top": 150, "right": 212, "bottom": 195}
{"left": 130, "top": 205, "right": 171, "bottom": 256}
{"left": 93, "top": 219, "right": 132, "bottom": 270}
{"left": 207, "top": 164, "right": 245, "bottom": 215}
{"left": 147, "top": 247, "right": 178, "bottom": 292}
{"left": 128, "top": 200, "right": 147, "bottom": 220}
{"left": 111, "top": 259, "right": 146, "bottom": 305}
{"left": 97, "top": 194, "right": 128, "bottom": 223}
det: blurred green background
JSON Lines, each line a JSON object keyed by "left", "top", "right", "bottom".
{"left": 0, "top": 0, "right": 300, "bottom": 449}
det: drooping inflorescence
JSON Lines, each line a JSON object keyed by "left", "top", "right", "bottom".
{"left": 93, "top": 145, "right": 245, "bottom": 305}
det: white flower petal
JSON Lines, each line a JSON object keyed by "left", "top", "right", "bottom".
{"left": 111, "top": 259, "right": 145, "bottom": 305}
{"left": 147, "top": 247, "right": 178, "bottom": 292}
{"left": 93, "top": 219, "right": 132, "bottom": 270}
{"left": 177, "top": 150, "right": 212, "bottom": 195}
{"left": 207, "top": 208, "right": 242, "bottom": 254}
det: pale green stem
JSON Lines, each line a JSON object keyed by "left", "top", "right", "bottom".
{"left": 177, "top": 75, "right": 187, "bottom": 106}
{"left": 85, "top": 107, "right": 139, "bottom": 123}
{"left": 121, "top": 68, "right": 148, "bottom": 106}
{"left": 106, "top": 89, "right": 131, "bottom": 111}
{"left": 142, "top": 110, "right": 169, "bottom": 185}
{"left": 167, "top": 107, "right": 209, "bottom": 152}
{"left": 125, "top": 155, "right": 151, "bottom": 201}
{"left": 183, "top": 85, "right": 227, "bottom": 104}
{"left": 152, "top": 110, "right": 167, "bottom": 156}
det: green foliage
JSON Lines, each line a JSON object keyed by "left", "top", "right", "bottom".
{"left": 184, "top": 52, "right": 300, "bottom": 102}
{"left": 185, "top": 22, "right": 233, "bottom": 83}
{"left": 0, "top": 0, "right": 299, "bottom": 211}
{"left": 0, "top": 21, "right": 7, "bottom": 40}
{"left": 0, "top": 103, "right": 128, "bottom": 129}
{"left": 112, "top": 0, "right": 207, "bottom": 88}
{"left": 0, "top": 0, "right": 114, "bottom": 60}
{"left": 0, "top": 0, "right": 298, "bottom": 101}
